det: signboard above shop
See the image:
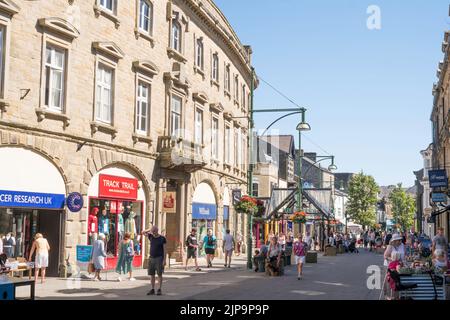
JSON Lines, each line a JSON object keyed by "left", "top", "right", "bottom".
{"left": 429, "top": 169, "right": 448, "bottom": 188}
{"left": 431, "top": 192, "right": 448, "bottom": 203}
{"left": 0, "top": 189, "right": 65, "bottom": 210}
{"left": 99, "top": 174, "right": 138, "bottom": 200}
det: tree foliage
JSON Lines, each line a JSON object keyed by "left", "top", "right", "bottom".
{"left": 389, "top": 183, "right": 415, "bottom": 231}
{"left": 346, "top": 172, "right": 380, "bottom": 228}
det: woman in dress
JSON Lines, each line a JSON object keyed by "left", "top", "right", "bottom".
{"left": 92, "top": 233, "right": 107, "bottom": 281}
{"left": 115, "top": 232, "right": 135, "bottom": 281}
{"left": 28, "top": 233, "right": 50, "bottom": 284}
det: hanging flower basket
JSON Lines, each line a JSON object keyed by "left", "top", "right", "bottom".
{"left": 292, "top": 211, "right": 307, "bottom": 224}
{"left": 234, "top": 195, "right": 258, "bottom": 215}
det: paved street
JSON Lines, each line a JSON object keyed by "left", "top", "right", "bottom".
{"left": 16, "top": 249, "right": 383, "bottom": 300}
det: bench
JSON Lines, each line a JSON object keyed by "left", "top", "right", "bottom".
{"left": 399, "top": 274, "right": 446, "bottom": 300}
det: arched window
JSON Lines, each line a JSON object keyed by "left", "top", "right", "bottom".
{"left": 139, "top": 0, "right": 153, "bottom": 35}
{"left": 171, "top": 20, "right": 181, "bottom": 52}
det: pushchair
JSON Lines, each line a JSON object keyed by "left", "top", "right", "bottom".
{"left": 348, "top": 239, "right": 359, "bottom": 253}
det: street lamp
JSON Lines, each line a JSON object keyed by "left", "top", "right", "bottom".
{"left": 296, "top": 109, "right": 311, "bottom": 225}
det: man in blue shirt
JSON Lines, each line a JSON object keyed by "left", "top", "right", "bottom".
{"left": 202, "top": 229, "right": 216, "bottom": 268}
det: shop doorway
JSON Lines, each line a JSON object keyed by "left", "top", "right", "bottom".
{"left": 37, "top": 211, "right": 62, "bottom": 277}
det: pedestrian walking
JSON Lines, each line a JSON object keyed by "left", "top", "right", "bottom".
{"left": 223, "top": 229, "right": 234, "bottom": 268}
{"left": 432, "top": 227, "right": 448, "bottom": 259}
{"left": 185, "top": 228, "right": 201, "bottom": 271}
{"left": 115, "top": 232, "right": 135, "bottom": 281}
{"left": 28, "top": 233, "right": 50, "bottom": 284}
{"left": 363, "top": 231, "right": 369, "bottom": 250}
{"left": 143, "top": 226, "right": 167, "bottom": 296}
{"left": 91, "top": 233, "right": 107, "bottom": 281}
{"left": 202, "top": 229, "right": 217, "bottom": 268}
{"left": 236, "top": 232, "right": 242, "bottom": 256}
{"left": 293, "top": 234, "right": 308, "bottom": 280}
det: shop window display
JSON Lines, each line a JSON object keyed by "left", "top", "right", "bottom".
{"left": 88, "top": 199, "right": 142, "bottom": 260}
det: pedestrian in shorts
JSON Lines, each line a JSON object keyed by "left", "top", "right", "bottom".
{"left": 142, "top": 226, "right": 167, "bottom": 296}
{"left": 223, "top": 229, "right": 234, "bottom": 268}
{"left": 185, "top": 229, "right": 201, "bottom": 271}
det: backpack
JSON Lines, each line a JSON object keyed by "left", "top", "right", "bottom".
{"left": 125, "top": 241, "right": 134, "bottom": 258}
{"left": 207, "top": 236, "right": 215, "bottom": 247}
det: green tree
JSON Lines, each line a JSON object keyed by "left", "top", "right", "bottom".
{"left": 346, "top": 172, "right": 380, "bottom": 229}
{"left": 388, "top": 183, "right": 415, "bottom": 231}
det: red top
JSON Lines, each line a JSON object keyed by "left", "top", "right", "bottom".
{"left": 88, "top": 209, "right": 98, "bottom": 234}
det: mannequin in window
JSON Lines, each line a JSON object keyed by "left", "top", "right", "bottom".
{"left": 98, "top": 208, "right": 109, "bottom": 237}
{"left": 88, "top": 207, "right": 99, "bottom": 245}
{"left": 3, "top": 233, "right": 16, "bottom": 258}
{"left": 117, "top": 210, "right": 124, "bottom": 242}
{"left": 124, "top": 211, "right": 137, "bottom": 240}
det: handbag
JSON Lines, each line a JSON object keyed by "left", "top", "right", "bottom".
{"left": 88, "top": 262, "right": 95, "bottom": 274}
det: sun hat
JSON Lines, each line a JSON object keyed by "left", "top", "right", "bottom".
{"left": 390, "top": 233, "right": 403, "bottom": 243}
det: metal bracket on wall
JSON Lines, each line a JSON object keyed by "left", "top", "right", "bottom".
{"left": 20, "top": 89, "right": 31, "bottom": 100}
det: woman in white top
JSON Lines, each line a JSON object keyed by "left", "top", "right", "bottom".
{"left": 383, "top": 234, "right": 405, "bottom": 266}
{"left": 29, "top": 233, "right": 50, "bottom": 284}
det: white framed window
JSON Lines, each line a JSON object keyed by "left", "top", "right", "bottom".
{"left": 95, "top": 64, "right": 114, "bottom": 124}
{"left": 0, "top": 25, "right": 6, "bottom": 98}
{"left": 194, "top": 108, "right": 203, "bottom": 155}
{"left": 234, "top": 128, "right": 240, "bottom": 167}
{"left": 212, "top": 54, "right": 219, "bottom": 82}
{"left": 99, "top": 0, "right": 115, "bottom": 13}
{"left": 225, "top": 65, "right": 230, "bottom": 92}
{"left": 45, "top": 45, "right": 66, "bottom": 112}
{"left": 171, "top": 94, "right": 182, "bottom": 137}
{"left": 212, "top": 117, "right": 219, "bottom": 160}
{"left": 241, "top": 85, "right": 246, "bottom": 109}
{"left": 196, "top": 38, "right": 204, "bottom": 70}
{"left": 225, "top": 125, "right": 232, "bottom": 164}
{"left": 139, "top": 0, "right": 153, "bottom": 35}
{"left": 171, "top": 20, "right": 182, "bottom": 53}
{"left": 234, "top": 76, "right": 239, "bottom": 102}
{"left": 136, "top": 81, "right": 150, "bottom": 134}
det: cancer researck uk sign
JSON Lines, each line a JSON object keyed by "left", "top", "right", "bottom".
{"left": 0, "top": 190, "right": 65, "bottom": 209}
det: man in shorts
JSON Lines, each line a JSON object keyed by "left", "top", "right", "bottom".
{"left": 223, "top": 229, "right": 235, "bottom": 268}
{"left": 185, "top": 229, "right": 201, "bottom": 271}
{"left": 142, "top": 226, "right": 166, "bottom": 296}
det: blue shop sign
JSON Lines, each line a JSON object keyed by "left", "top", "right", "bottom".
{"left": 429, "top": 169, "right": 448, "bottom": 188}
{"left": 223, "top": 206, "right": 229, "bottom": 221}
{"left": 66, "top": 192, "right": 83, "bottom": 213}
{"left": 0, "top": 190, "right": 65, "bottom": 210}
{"left": 431, "top": 192, "right": 447, "bottom": 203}
{"left": 192, "top": 202, "right": 217, "bottom": 220}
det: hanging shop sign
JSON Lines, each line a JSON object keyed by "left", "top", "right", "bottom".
{"left": 0, "top": 189, "right": 65, "bottom": 209}
{"left": 192, "top": 202, "right": 217, "bottom": 220}
{"left": 162, "top": 191, "right": 176, "bottom": 213}
{"left": 431, "top": 192, "right": 447, "bottom": 203}
{"left": 429, "top": 169, "right": 448, "bottom": 188}
{"left": 232, "top": 189, "right": 242, "bottom": 206}
{"left": 66, "top": 192, "right": 84, "bottom": 212}
{"left": 99, "top": 174, "right": 138, "bottom": 200}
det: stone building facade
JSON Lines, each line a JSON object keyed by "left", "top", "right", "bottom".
{"left": 0, "top": 0, "right": 255, "bottom": 275}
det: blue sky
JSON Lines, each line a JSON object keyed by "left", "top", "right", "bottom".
{"left": 215, "top": 0, "right": 449, "bottom": 187}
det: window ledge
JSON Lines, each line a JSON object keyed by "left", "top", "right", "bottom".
{"left": 132, "top": 133, "right": 153, "bottom": 145}
{"left": 35, "top": 108, "right": 70, "bottom": 127}
{"left": 90, "top": 121, "right": 118, "bottom": 138}
{"left": 211, "top": 80, "right": 220, "bottom": 88}
{"left": 134, "top": 28, "right": 155, "bottom": 47}
{"left": 210, "top": 158, "right": 220, "bottom": 165}
{"left": 194, "top": 66, "right": 205, "bottom": 79}
{"left": 94, "top": 4, "right": 120, "bottom": 28}
{"left": 167, "top": 47, "right": 187, "bottom": 63}
{"left": 0, "top": 99, "right": 10, "bottom": 113}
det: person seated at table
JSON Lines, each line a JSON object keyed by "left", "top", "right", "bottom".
{"left": 432, "top": 249, "right": 448, "bottom": 273}
{"left": 266, "top": 236, "right": 283, "bottom": 276}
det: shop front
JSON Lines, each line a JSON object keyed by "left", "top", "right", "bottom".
{"left": 191, "top": 182, "right": 217, "bottom": 254}
{"left": 0, "top": 147, "right": 66, "bottom": 277}
{"left": 87, "top": 167, "right": 146, "bottom": 270}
